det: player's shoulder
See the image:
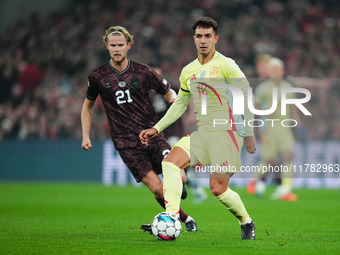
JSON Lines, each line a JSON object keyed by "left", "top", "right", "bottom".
{"left": 182, "top": 58, "right": 199, "bottom": 72}
{"left": 214, "top": 51, "right": 235, "bottom": 64}
{"left": 214, "top": 52, "right": 241, "bottom": 74}
{"left": 130, "top": 60, "right": 152, "bottom": 71}
{"left": 130, "top": 60, "right": 148, "bottom": 68}
{"left": 179, "top": 59, "right": 199, "bottom": 80}
{"left": 89, "top": 62, "right": 110, "bottom": 79}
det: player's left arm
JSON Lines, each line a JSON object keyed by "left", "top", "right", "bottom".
{"left": 163, "top": 88, "right": 177, "bottom": 104}
{"left": 147, "top": 66, "right": 176, "bottom": 103}
{"left": 225, "top": 59, "right": 256, "bottom": 154}
{"left": 238, "top": 79, "right": 257, "bottom": 153}
{"left": 243, "top": 87, "right": 257, "bottom": 154}
{"left": 139, "top": 90, "right": 191, "bottom": 145}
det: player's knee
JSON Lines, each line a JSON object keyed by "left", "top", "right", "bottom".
{"left": 210, "top": 187, "right": 226, "bottom": 197}
{"left": 162, "top": 158, "right": 182, "bottom": 169}
{"left": 210, "top": 184, "right": 226, "bottom": 196}
{"left": 162, "top": 147, "right": 190, "bottom": 169}
{"left": 210, "top": 181, "right": 228, "bottom": 197}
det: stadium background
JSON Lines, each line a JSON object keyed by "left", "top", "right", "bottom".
{"left": 1, "top": 1, "right": 340, "bottom": 254}
{"left": 0, "top": 0, "right": 339, "bottom": 187}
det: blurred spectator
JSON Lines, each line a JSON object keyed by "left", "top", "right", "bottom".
{"left": 0, "top": 59, "right": 18, "bottom": 104}
{"left": 18, "top": 61, "right": 45, "bottom": 93}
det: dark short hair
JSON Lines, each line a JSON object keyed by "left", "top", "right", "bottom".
{"left": 192, "top": 17, "right": 218, "bottom": 35}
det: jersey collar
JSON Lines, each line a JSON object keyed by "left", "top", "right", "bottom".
{"left": 109, "top": 60, "right": 131, "bottom": 74}
{"left": 197, "top": 51, "right": 219, "bottom": 66}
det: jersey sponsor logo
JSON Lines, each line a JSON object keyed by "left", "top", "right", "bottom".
{"left": 162, "top": 79, "right": 168, "bottom": 85}
{"left": 105, "top": 82, "right": 112, "bottom": 89}
{"left": 130, "top": 78, "right": 141, "bottom": 89}
{"left": 210, "top": 67, "right": 218, "bottom": 78}
{"left": 221, "top": 160, "right": 230, "bottom": 167}
{"left": 190, "top": 74, "right": 197, "bottom": 81}
{"left": 118, "top": 81, "right": 126, "bottom": 88}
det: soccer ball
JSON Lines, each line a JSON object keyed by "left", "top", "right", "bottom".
{"left": 151, "top": 212, "right": 182, "bottom": 241}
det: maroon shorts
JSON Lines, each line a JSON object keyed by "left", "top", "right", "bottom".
{"left": 117, "top": 137, "right": 171, "bottom": 182}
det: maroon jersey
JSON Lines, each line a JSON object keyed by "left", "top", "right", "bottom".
{"left": 86, "top": 60, "right": 171, "bottom": 149}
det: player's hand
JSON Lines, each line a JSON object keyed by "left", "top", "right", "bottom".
{"left": 139, "top": 128, "right": 159, "bottom": 146}
{"left": 244, "top": 136, "right": 256, "bottom": 154}
{"left": 169, "top": 98, "right": 176, "bottom": 104}
{"left": 81, "top": 137, "right": 92, "bottom": 151}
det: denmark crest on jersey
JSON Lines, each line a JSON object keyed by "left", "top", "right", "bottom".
{"left": 210, "top": 67, "right": 218, "bottom": 78}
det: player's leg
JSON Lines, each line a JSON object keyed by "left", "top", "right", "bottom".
{"left": 278, "top": 150, "right": 297, "bottom": 201}
{"left": 281, "top": 150, "right": 294, "bottom": 189}
{"left": 210, "top": 174, "right": 252, "bottom": 221}
{"left": 252, "top": 129, "right": 279, "bottom": 197}
{"left": 141, "top": 169, "right": 189, "bottom": 219}
{"left": 165, "top": 135, "right": 188, "bottom": 200}
{"left": 210, "top": 173, "right": 254, "bottom": 239}
{"left": 157, "top": 135, "right": 191, "bottom": 215}
{"left": 150, "top": 136, "right": 197, "bottom": 231}
{"left": 161, "top": 146, "right": 198, "bottom": 231}
{"left": 185, "top": 167, "right": 208, "bottom": 203}
{"left": 255, "top": 158, "right": 278, "bottom": 196}
{"left": 180, "top": 169, "right": 188, "bottom": 199}
{"left": 141, "top": 170, "right": 163, "bottom": 199}
{"left": 117, "top": 147, "right": 171, "bottom": 208}
{"left": 162, "top": 146, "right": 191, "bottom": 213}
{"left": 247, "top": 133, "right": 271, "bottom": 196}
{"left": 118, "top": 147, "right": 170, "bottom": 203}
{"left": 272, "top": 129, "right": 297, "bottom": 201}
{"left": 208, "top": 130, "right": 255, "bottom": 239}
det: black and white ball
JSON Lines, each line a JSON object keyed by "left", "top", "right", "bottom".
{"left": 151, "top": 212, "right": 182, "bottom": 240}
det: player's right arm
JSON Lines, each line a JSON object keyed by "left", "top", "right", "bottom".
{"left": 81, "top": 98, "right": 95, "bottom": 151}
{"left": 139, "top": 89, "right": 191, "bottom": 145}
{"left": 82, "top": 74, "right": 100, "bottom": 150}
{"left": 140, "top": 68, "right": 191, "bottom": 145}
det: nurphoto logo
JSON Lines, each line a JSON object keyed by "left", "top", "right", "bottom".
{"left": 198, "top": 83, "right": 311, "bottom": 128}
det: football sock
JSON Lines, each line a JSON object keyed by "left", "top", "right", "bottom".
{"left": 155, "top": 197, "right": 188, "bottom": 222}
{"left": 184, "top": 216, "right": 194, "bottom": 224}
{"left": 274, "top": 171, "right": 282, "bottom": 185}
{"left": 179, "top": 209, "right": 188, "bottom": 222}
{"left": 282, "top": 161, "right": 294, "bottom": 191}
{"left": 216, "top": 187, "right": 250, "bottom": 224}
{"left": 240, "top": 217, "right": 252, "bottom": 225}
{"left": 162, "top": 161, "right": 183, "bottom": 214}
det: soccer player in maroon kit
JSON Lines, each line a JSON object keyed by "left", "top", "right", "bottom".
{"left": 81, "top": 26, "right": 197, "bottom": 232}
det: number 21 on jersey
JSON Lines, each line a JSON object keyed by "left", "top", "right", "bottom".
{"left": 115, "top": 89, "right": 133, "bottom": 105}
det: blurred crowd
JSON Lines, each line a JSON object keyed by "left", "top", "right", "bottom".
{"left": 0, "top": 0, "right": 339, "bottom": 141}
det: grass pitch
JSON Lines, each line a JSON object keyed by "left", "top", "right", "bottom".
{"left": 0, "top": 183, "right": 339, "bottom": 255}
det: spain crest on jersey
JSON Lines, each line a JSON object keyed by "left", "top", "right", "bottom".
{"left": 210, "top": 67, "right": 218, "bottom": 78}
